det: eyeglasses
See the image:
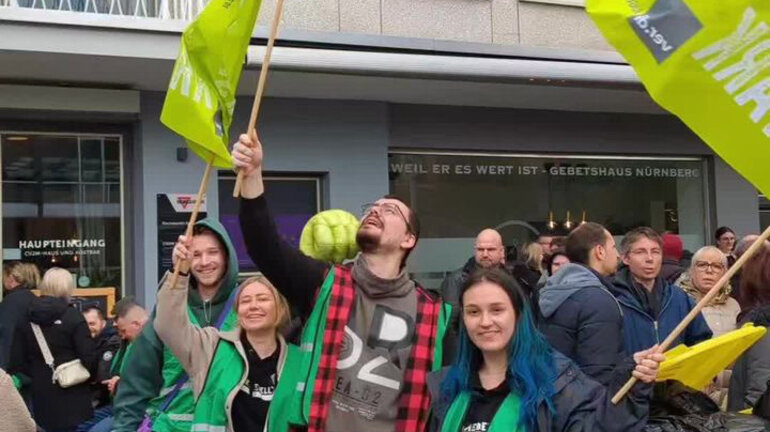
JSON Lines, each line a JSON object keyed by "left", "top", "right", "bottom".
{"left": 361, "top": 202, "right": 414, "bottom": 234}
{"left": 694, "top": 261, "right": 726, "bottom": 273}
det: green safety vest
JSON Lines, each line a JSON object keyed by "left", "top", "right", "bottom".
{"left": 285, "top": 267, "right": 452, "bottom": 427}
{"left": 148, "top": 307, "right": 239, "bottom": 432}
{"left": 441, "top": 391, "right": 523, "bottom": 432}
{"left": 190, "top": 338, "right": 301, "bottom": 432}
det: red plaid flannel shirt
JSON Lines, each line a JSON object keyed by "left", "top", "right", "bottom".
{"left": 306, "top": 265, "right": 441, "bottom": 432}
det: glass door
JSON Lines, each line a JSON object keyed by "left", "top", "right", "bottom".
{"left": 1, "top": 132, "right": 124, "bottom": 297}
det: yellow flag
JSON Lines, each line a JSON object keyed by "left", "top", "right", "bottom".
{"left": 160, "top": 0, "right": 263, "bottom": 168}
{"left": 657, "top": 324, "right": 766, "bottom": 389}
{"left": 587, "top": 0, "right": 770, "bottom": 196}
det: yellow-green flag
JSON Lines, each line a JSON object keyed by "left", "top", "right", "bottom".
{"left": 160, "top": 0, "right": 262, "bottom": 168}
{"left": 587, "top": 0, "right": 770, "bottom": 196}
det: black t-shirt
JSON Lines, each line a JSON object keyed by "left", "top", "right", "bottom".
{"left": 231, "top": 335, "right": 279, "bottom": 432}
{"left": 461, "top": 375, "right": 509, "bottom": 432}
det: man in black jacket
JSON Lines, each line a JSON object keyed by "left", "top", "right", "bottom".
{"left": 83, "top": 305, "right": 121, "bottom": 409}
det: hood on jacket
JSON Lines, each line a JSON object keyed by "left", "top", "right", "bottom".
{"left": 187, "top": 217, "right": 240, "bottom": 308}
{"left": 28, "top": 296, "right": 70, "bottom": 325}
{"left": 538, "top": 264, "right": 605, "bottom": 318}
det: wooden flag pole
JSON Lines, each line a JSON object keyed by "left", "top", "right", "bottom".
{"left": 611, "top": 224, "right": 770, "bottom": 405}
{"left": 168, "top": 157, "right": 215, "bottom": 291}
{"left": 232, "top": 0, "right": 285, "bottom": 198}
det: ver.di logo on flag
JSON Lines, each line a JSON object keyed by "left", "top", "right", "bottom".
{"left": 628, "top": 0, "right": 703, "bottom": 63}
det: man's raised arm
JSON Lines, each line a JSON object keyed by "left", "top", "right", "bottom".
{"left": 233, "top": 133, "right": 329, "bottom": 319}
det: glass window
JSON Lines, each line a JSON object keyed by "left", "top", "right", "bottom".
{"left": 218, "top": 174, "right": 322, "bottom": 274}
{"left": 389, "top": 151, "right": 708, "bottom": 289}
{"left": 2, "top": 133, "right": 123, "bottom": 291}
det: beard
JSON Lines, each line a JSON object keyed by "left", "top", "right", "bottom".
{"left": 356, "top": 228, "right": 380, "bottom": 253}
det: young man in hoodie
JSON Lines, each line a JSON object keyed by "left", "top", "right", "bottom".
{"left": 612, "top": 227, "right": 712, "bottom": 355}
{"left": 111, "top": 219, "right": 240, "bottom": 432}
{"left": 538, "top": 222, "right": 629, "bottom": 386}
{"left": 232, "top": 134, "right": 445, "bottom": 432}
{"left": 440, "top": 228, "right": 506, "bottom": 364}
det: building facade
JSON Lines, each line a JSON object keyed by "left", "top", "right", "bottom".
{"left": 0, "top": 0, "right": 762, "bottom": 305}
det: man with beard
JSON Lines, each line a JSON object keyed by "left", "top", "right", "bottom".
{"left": 232, "top": 134, "right": 446, "bottom": 432}
{"left": 440, "top": 228, "right": 506, "bottom": 364}
{"left": 82, "top": 305, "right": 121, "bottom": 425}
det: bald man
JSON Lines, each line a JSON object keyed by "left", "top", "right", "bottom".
{"left": 439, "top": 228, "right": 507, "bottom": 364}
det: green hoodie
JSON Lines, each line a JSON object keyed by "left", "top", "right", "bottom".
{"left": 112, "top": 218, "right": 240, "bottom": 432}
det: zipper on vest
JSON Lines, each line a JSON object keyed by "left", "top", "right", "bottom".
{"left": 654, "top": 321, "right": 660, "bottom": 345}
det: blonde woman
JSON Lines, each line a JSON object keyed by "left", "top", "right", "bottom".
{"left": 0, "top": 262, "right": 40, "bottom": 368}
{"left": 676, "top": 246, "right": 740, "bottom": 337}
{"left": 523, "top": 242, "right": 546, "bottom": 275}
{"left": 155, "top": 266, "right": 296, "bottom": 432}
{"left": 9, "top": 267, "right": 97, "bottom": 432}
{"left": 676, "top": 246, "right": 740, "bottom": 408}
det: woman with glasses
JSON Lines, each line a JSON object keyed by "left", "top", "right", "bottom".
{"left": 676, "top": 247, "right": 740, "bottom": 338}
{"left": 674, "top": 246, "right": 740, "bottom": 408}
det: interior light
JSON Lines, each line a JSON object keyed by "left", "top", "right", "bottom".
{"left": 564, "top": 210, "right": 574, "bottom": 230}
{"left": 547, "top": 211, "right": 557, "bottom": 231}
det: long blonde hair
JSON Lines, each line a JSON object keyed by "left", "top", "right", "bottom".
{"left": 236, "top": 274, "right": 291, "bottom": 331}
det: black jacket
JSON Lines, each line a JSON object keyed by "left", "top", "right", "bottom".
{"left": 0, "top": 288, "right": 36, "bottom": 369}
{"left": 537, "top": 264, "right": 625, "bottom": 386}
{"left": 9, "top": 296, "right": 98, "bottom": 431}
{"left": 729, "top": 304, "right": 770, "bottom": 411}
{"left": 93, "top": 323, "right": 122, "bottom": 407}
{"left": 427, "top": 352, "right": 652, "bottom": 432}
{"left": 439, "top": 257, "right": 479, "bottom": 366}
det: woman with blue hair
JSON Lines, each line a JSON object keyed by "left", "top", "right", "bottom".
{"left": 427, "top": 268, "right": 664, "bottom": 432}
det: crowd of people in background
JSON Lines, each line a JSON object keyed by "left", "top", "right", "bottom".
{"left": 0, "top": 130, "right": 769, "bottom": 432}
{"left": 0, "top": 261, "right": 148, "bottom": 432}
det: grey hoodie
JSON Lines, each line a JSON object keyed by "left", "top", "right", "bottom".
{"left": 539, "top": 264, "right": 622, "bottom": 319}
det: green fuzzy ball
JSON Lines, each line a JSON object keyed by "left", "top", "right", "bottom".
{"left": 300, "top": 210, "right": 360, "bottom": 263}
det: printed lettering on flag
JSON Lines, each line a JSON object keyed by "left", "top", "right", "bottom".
{"left": 587, "top": 0, "right": 770, "bottom": 197}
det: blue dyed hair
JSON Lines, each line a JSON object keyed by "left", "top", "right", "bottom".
{"left": 441, "top": 268, "right": 556, "bottom": 431}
